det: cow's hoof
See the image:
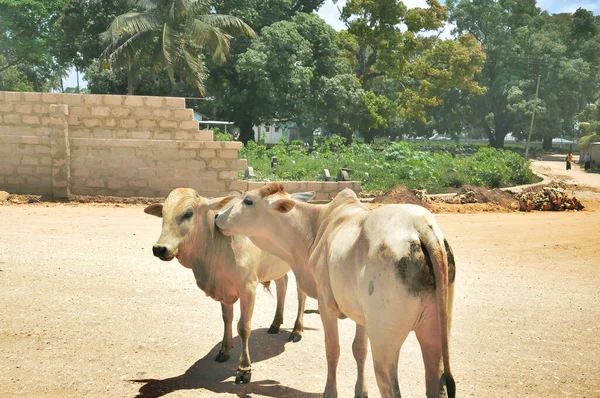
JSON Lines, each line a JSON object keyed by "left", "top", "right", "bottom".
{"left": 267, "top": 325, "right": 280, "bottom": 334}
{"left": 215, "top": 351, "right": 230, "bottom": 363}
{"left": 288, "top": 331, "right": 302, "bottom": 343}
{"left": 235, "top": 369, "right": 251, "bottom": 384}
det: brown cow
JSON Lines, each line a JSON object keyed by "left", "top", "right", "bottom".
{"left": 145, "top": 188, "right": 308, "bottom": 383}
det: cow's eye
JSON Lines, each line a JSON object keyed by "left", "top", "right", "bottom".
{"left": 243, "top": 198, "right": 253, "bottom": 206}
{"left": 182, "top": 209, "right": 193, "bottom": 220}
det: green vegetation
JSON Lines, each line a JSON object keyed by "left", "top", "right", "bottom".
{"left": 240, "top": 137, "right": 537, "bottom": 193}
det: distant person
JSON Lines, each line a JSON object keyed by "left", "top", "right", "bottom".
{"left": 566, "top": 151, "right": 573, "bottom": 170}
{"left": 584, "top": 152, "right": 592, "bottom": 170}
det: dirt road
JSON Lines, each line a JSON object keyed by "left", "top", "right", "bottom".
{"left": 1, "top": 163, "right": 599, "bottom": 397}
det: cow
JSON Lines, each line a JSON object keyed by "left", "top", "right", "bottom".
{"left": 144, "top": 187, "right": 309, "bottom": 384}
{"left": 215, "top": 182, "right": 456, "bottom": 398}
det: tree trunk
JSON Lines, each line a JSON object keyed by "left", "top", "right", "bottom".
{"left": 542, "top": 137, "right": 552, "bottom": 151}
{"left": 127, "top": 67, "right": 134, "bottom": 95}
{"left": 344, "top": 130, "right": 353, "bottom": 146}
{"left": 238, "top": 119, "right": 254, "bottom": 145}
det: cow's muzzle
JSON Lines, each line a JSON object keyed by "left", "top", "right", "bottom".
{"left": 152, "top": 245, "right": 174, "bottom": 261}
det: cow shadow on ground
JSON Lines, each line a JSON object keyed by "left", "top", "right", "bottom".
{"left": 131, "top": 328, "right": 321, "bottom": 398}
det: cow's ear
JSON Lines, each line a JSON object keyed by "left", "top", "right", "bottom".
{"left": 272, "top": 199, "right": 296, "bottom": 213}
{"left": 290, "top": 191, "right": 315, "bottom": 202}
{"left": 144, "top": 204, "right": 163, "bottom": 218}
{"left": 207, "top": 195, "right": 237, "bottom": 211}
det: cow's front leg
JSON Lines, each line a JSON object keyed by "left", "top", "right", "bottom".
{"left": 235, "top": 285, "right": 257, "bottom": 384}
{"left": 318, "top": 296, "right": 341, "bottom": 398}
{"left": 268, "top": 274, "right": 288, "bottom": 334}
{"left": 353, "top": 323, "right": 368, "bottom": 398}
{"left": 215, "top": 302, "right": 233, "bottom": 362}
{"left": 289, "top": 286, "right": 307, "bottom": 342}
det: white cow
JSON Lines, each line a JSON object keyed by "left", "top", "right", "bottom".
{"left": 145, "top": 188, "right": 308, "bottom": 384}
{"left": 215, "top": 183, "right": 456, "bottom": 398}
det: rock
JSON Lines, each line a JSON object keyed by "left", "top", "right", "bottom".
{"left": 0, "top": 191, "right": 9, "bottom": 202}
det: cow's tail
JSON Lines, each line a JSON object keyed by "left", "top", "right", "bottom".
{"left": 419, "top": 220, "right": 455, "bottom": 398}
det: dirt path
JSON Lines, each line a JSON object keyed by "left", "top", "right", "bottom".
{"left": 1, "top": 164, "right": 599, "bottom": 398}
{"left": 531, "top": 154, "right": 600, "bottom": 189}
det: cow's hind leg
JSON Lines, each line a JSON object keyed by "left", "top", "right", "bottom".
{"left": 367, "top": 319, "right": 410, "bottom": 398}
{"left": 268, "top": 274, "right": 288, "bottom": 334}
{"left": 215, "top": 303, "right": 233, "bottom": 362}
{"left": 353, "top": 323, "right": 368, "bottom": 398}
{"left": 415, "top": 303, "right": 455, "bottom": 398}
{"left": 235, "top": 285, "right": 257, "bottom": 384}
{"left": 289, "top": 286, "right": 306, "bottom": 342}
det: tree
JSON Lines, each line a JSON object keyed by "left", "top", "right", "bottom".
{"left": 448, "top": 1, "right": 600, "bottom": 149}
{"left": 337, "top": 0, "right": 486, "bottom": 143}
{"left": 100, "top": 0, "right": 256, "bottom": 95}
{"left": 0, "top": 0, "right": 69, "bottom": 91}
{"left": 220, "top": 13, "right": 350, "bottom": 143}
{"left": 207, "top": 0, "right": 326, "bottom": 143}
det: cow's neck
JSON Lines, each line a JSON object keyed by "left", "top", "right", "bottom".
{"left": 181, "top": 210, "right": 232, "bottom": 300}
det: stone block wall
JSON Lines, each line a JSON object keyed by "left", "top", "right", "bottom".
{"left": 0, "top": 91, "right": 361, "bottom": 200}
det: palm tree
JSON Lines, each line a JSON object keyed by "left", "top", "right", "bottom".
{"left": 100, "top": 0, "right": 256, "bottom": 95}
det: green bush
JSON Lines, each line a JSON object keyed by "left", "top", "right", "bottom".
{"left": 238, "top": 136, "right": 537, "bottom": 193}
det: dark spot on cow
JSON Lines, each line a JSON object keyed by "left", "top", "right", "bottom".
{"left": 396, "top": 240, "right": 435, "bottom": 296}
{"left": 368, "top": 280, "right": 375, "bottom": 296}
{"left": 444, "top": 239, "right": 456, "bottom": 284}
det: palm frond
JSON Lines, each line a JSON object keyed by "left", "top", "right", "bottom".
{"left": 189, "top": 19, "right": 233, "bottom": 62}
{"left": 105, "top": 11, "right": 160, "bottom": 38}
{"left": 161, "top": 22, "right": 182, "bottom": 83}
{"left": 182, "top": 46, "right": 206, "bottom": 95}
{"left": 195, "top": 14, "right": 257, "bottom": 38}
{"left": 101, "top": 31, "right": 155, "bottom": 69}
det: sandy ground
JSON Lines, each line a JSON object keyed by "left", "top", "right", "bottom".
{"left": 1, "top": 157, "right": 600, "bottom": 398}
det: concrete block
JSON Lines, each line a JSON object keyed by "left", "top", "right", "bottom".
{"left": 85, "top": 178, "right": 106, "bottom": 188}
{"left": 196, "top": 131, "right": 213, "bottom": 141}
{"left": 83, "top": 95, "right": 103, "bottom": 105}
{"left": 69, "top": 106, "right": 91, "bottom": 116}
{"left": 180, "top": 120, "right": 199, "bottom": 130}
{"left": 82, "top": 118, "right": 102, "bottom": 127}
{"left": 208, "top": 159, "right": 228, "bottom": 169}
{"left": 158, "top": 119, "right": 178, "bottom": 129}
{"left": 230, "top": 159, "right": 248, "bottom": 169}
{"left": 132, "top": 107, "right": 153, "bottom": 117}
{"left": 104, "top": 118, "right": 117, "bottom": 127}
{"left": 132, "top": 131, "right": 151, "bottom": 139}
{"left": 226, "top": 180, "right": 249, "bottom": 191}
{"left": 21, "top": 156, "right": 40, "bottom": 165}
{"left": 93, "top": 129, "right": 113, "bottom": 138}
{"left": 4, "top": 92, "right": 22, "bottom": 102}
{"left": 22, "top": 115, "right": 41, "bottom": 125}
{"left": 103, "top": 95, "right": 124, "bottom": 106}
{"left": 119, "top": 119, "right": 137, "bottom": 129}
{"left": 33, "top": 104, "right": 49, "bottom": 114}
{"left": 91, "top": 168, "right": 115, "bottom": 178}
{"left": 153, "top": 109, "right": 172, "bottom": 118}
{"left": 187, "top": 159, "right": 206, "bottom": 169}
{"left": 0, "top": 103, "right": 13, "bottom": 112}
{"left": 166, "top": 97, "right": 185, "bottom": 108}
{"left": 91, "top": 106, "right": 111, "bottom": 116}
{"left": 219, "top": 170, "right": 238, "bottom": 180}
{"left": 219, "top": 150, "right": 238, "bottom": 159}
{"left": 223, "top": 141, "right": 243, "bottom": 150}
{"left": 112, "top": 107, "right": 132, "bottom": 117}
{"left": 15, "top": 104, "right": 33, "bottom": 113}
{"left": 22, "top": 92, "right": 42, "bottom": 102}
{"left": 199, "top": 149, "right": 216, "bottom": 158}
{"left": 41, "top": 93, "right": 60, "bottom": 103}
{"left": 145, "top": 96, "right": 165, "bottom": 107}
{"left": 138, "top": 119, "right": 157, "bottom": 128}
{"left": 107, "top": 180, "right": 127, "bottom": 189}
{"left": 172, "top": 109, "right": 193, "bottom": 119}
{"left": 4, "top": 114, "right": 21, "bottom": 124}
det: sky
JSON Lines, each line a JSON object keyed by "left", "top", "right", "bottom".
{"left": 63, "top": 0, "right": 600, "bottom": 90}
